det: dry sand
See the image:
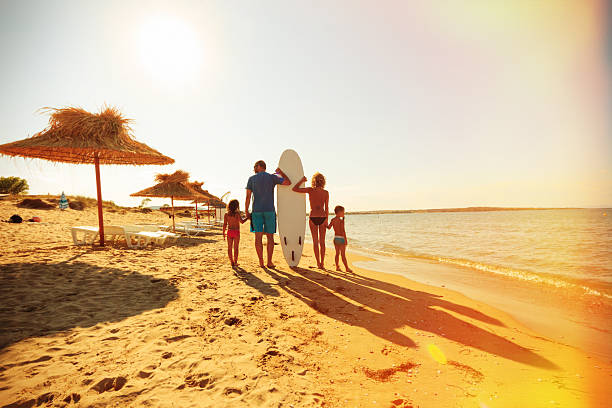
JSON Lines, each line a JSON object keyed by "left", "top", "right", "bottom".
{"left": 0, "top": 198, "right": 610, "bottom": 407}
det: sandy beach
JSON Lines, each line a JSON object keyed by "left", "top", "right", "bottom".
{"left": 0, "top": 198, "right": 610, "bottom": 408}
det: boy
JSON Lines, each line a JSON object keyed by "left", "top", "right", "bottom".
{"left": 327, "top": 205, "right": 352, "bottom": 272}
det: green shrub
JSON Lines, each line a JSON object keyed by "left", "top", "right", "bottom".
{"left": 0, "top": 176, "right": 29, "bottom": 195}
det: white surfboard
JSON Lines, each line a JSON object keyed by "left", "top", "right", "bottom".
{"left": 277, "top": 149, "right": 306, "bottom": 267}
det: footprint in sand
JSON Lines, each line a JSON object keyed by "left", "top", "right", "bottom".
{"left": 223, "top": 387, "right": 243, "bottom": 396}
{"left": 137, "top": 363, "right": 158, "bottom": 379}
{"left": 183, "top": 373, "right": 216, "bottom": 390}
{"left": 391, "top": 398, "right": 414, "bottom": 408}
{"left": 90, "top": 376, "right": 127, "bottom": 393}
{"left": 137, "top": 370, "right": 152, "bottom": 379}
{"left": 63, "top": 393, "right": 81, "bottom": 403}
{"left": 4, "top": 392, "right": 58, "bottom": 408}
{"left": 224, "top": 317, "right": 242, "bottom": 326}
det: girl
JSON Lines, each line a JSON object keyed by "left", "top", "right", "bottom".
{"left": 293, "top": 172, "right": 329, "bottom": 269}
{"left": 223, "top": 199, "right": 248, "bottom": 267}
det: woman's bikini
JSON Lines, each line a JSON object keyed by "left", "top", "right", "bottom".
{"left": 308, "top": 188, "right": 328, "bottom": 226}
{"left": 309, "top": 216, "right": 326, "bottom": 226}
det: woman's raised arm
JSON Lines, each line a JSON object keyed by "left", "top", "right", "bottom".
{"left": 292, "top": 176, "right": 310, "bottom": 193}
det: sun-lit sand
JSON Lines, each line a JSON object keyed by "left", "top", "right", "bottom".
{"left": 0, "top": 198, "right": 610, "bottom": 407}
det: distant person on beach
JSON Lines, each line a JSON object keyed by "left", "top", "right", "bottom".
{"left": 327, "top": 205, "right": 352, "bottom": 273}
{"left": 292, "top": 172, "right": 329, "bottom": 269}
{"left": 245, "top": 160, "right": 291, "bottom": 268}
{"left": 223, "top": 199, "right": 248, "bottom": 267}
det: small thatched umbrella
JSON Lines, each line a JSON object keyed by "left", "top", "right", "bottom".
{"left": 190, "top": 181, "right": 222, "bottom": 225}
{"left": 131, "top": 170, "right": 204, "bottom": 232}
{"left": 210, "top": 197, "right": 227, "bottom": 224}
{"left": 0, "top": 106, "right": 174, "bottom": 246}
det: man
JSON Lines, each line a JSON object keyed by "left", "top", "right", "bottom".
{"left": 245, "top": 159, "right": 291, "bottom": 268}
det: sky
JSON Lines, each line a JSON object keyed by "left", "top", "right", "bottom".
{"left": 0, "top": 0, "right": 610, "bottom": 210}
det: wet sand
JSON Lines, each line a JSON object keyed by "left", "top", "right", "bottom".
{"left": 354, "top": 253, "right": 612, "bottom": 361}
{"left": 0, "top": 199, "right": 610, "bottom": 407}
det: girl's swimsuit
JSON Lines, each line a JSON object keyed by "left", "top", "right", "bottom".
{"left": 227, "top": 229, "right": 240, "bottom": 239}
{"left": 309, "top": 217, "right": 326, "bottom": 226}
{"left": 333, "top": 236, "right": 346, "bottom": 245}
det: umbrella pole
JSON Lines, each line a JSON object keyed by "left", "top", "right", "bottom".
{"left": 208, "top": 200, "right": 210, "bottom": 224}
{"left": 94, "top": 153, "right": 105, "bottom": 247}
{"left": 196, "top": 200, "right": 199, "bottom": 225}
{"left": 171, "top": 196, "right": 175, "bottom": 233}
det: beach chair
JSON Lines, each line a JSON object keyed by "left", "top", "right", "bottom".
{"left": 71, "top": 225, "right": 125, "bottom": 245}
{"left": 123, "top": 226, "right": 180, "bottom": 248}
{"left": 187, "top": 225, "right": 208, "bottom": 236}
{"left": 176, "top": 222, "right": 208, "bottom": 237}
{"left": 71, "top": 226, "right": 99, "bottom": 245}
{"left": 127, "top": 231, "right": 162, "bottom": 248}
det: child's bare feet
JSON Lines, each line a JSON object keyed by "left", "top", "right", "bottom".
{"left": 346, "top": 267, "right": 353, "bottom": 273}
{"left": 267, "top": 263, "right": 276, "bottom": 268}
{"left": 336, "top": 266, "right": 341, "bottom": 271}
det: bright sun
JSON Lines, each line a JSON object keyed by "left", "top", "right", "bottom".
{"left": 137, "top": 15, "right": 203, "bottom": 85}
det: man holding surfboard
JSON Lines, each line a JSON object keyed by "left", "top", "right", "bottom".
{"left": 245, "top": 160, "right": 291, "bottom": 268}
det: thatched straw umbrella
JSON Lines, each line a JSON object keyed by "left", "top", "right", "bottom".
{"left": 131, "top": 170, "right": 204, "bottom": 232}
{"left": 189, "top": 181, "right": 223, "bottom": 225}
{"left": 0, "top": 106, "right": 173, "bottom": 246}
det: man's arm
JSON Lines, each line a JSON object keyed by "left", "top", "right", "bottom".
{"left": 275, "top": 168, "right": 291, "bottom": 186}
{"left": 292, "top": 176, "right": 309, "bottom": 193}
{"left": 245, "top": 189, "right": 252, "bottom": 217}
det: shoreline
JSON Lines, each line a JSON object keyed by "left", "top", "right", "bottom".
{"left": 345, "top": 242, "right": 612, "bottom": 300}
{"left": 348, "top": 249, "right": 612, "bottom": 361}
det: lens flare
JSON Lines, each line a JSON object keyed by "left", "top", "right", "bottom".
{"left": 427, "top": 344, "right": 447, "bottom": 365}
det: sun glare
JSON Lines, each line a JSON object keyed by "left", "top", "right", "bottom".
{"left": 137, "top": 15, "right": 203, "bottom": 85}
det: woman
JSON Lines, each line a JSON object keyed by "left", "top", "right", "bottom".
{"left": 293, "top": 172, "right": 329, "bottom": 269}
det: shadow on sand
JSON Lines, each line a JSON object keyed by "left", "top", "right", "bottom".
{"left": 0, "top": 262, "right": 178, "bottom": 350}
{"left": 259, "top": 265, "right": 558, "bottom": 370}
{"left": 232, "top": 266, "right": 280, "bottom": 297}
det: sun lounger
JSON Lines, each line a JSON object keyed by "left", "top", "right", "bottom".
{"left": 123, "top": 226, "right": 180, "bottom": 248}
{"left": 175, "top": 222, "right": 208, "bottom": 236}
{"left": 71, "top": 225, "right": 125, "bottom": 245}
{"left": 71, "top": 226, "right": 99, "bottom": 245}
{"left": 125, "top": 231, "right": 163, "bottom": 248}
